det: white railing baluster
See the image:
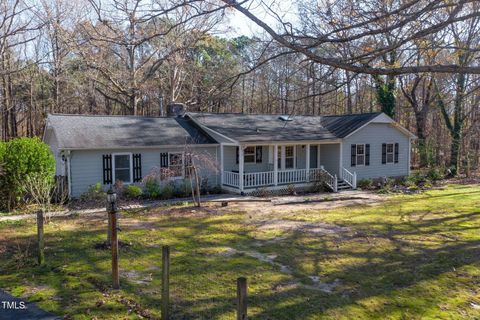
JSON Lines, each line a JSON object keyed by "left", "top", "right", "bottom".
{"left": 341, "top": 167, "right": 356, "bottom": 188}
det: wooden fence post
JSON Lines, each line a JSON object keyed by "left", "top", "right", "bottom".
{"left": 107, "top": 213, "right": 112, "bottom": 245}
{"left": 37, "top": 210, "right": 45, "bottom": 265}
{"left": 111, "top": 211, "right": 120, "bottom": 289}
{"left": 237, "top": 277, "right": 247, "bottom": 320}
{"left": 162, "top": 245, "right": 170, "bottom": 320}
{"left": 111, "top": 210, "right": 119, "bottom": 289}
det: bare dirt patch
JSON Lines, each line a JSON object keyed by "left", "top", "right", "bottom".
{"left": 218, "top": 190, "right": 387, "bottom": 217}
{"left": 257, "top": 219, "right": 350, "bottom": 235}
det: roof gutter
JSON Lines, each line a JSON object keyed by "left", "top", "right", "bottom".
{"left": 57, "top": 143, "right": 220, "bottom": 151}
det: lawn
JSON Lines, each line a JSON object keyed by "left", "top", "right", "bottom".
{"left": 1, "top": 184, "right": 480, "bottom": 319}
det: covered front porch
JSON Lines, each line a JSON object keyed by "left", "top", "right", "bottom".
{"left": 220, "top": 142, "right": 357, "bottom": 193}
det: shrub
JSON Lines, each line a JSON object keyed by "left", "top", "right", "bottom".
{"left": 125, "top": 185, "right": 143, "bottom": 199}
{"left": 357, "top": 178, "right": 373, "bottom": 190}
{"left": 209, "top": 185, "right": 223, "bottom": 194}
{"left": 403, "top": 176, "right": 417, "bottom": 188}
{"left": 174, "top": 180, "right": 192, "bottom": 198}
{"left": 426, "top": 167, "right": 444, "bottom": 181}
{"left": 80, "top": 182, "right": 105, "bottom": 202}
{"left": 1, "top": 137, "right": 55, "bottom": 210}
{"left": 160, "top": 184, "right": 174, "bottom": 200}
{"left": 144, "top": 178, "right": 161, "bottom": 199}
{"left": 287, "top": 184, "right": 296, "bottom": 195}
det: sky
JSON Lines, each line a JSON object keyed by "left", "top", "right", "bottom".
{"left": 223, "top": 0, "right": 299, "bottom": 37}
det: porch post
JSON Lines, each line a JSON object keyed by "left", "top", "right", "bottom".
{"left": 305, "top": 144, "right": 310, "bottom": 182}
{"left": 273, "top": 144, "right": 278, "bottom": 186}
{"left": 220, "top": 144, "right": 224, "bottom": 186}
{"left": 239, "top": 145, "right": 244, "bottom": 192}
{"left": 339, "top": 142, "right": 343, "bottom": 179}
{"left": 317, "top": 144, "right": 321, "bottom": 168}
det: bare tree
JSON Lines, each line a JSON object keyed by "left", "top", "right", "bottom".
{"left": 23, "top": 173, "right": 55, "bottom": 265}
{"left": 222, "top": 0, "right": 480, "bottom": 75}
{"left": 75, "top": 0, "right": 225, "bottom": 115}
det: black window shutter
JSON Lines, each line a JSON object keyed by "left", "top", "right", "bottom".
{"left": 394, "top": 143, "right": 399, "bottom": 163}
{"left": 133, "top": 153, "right": 142, "bottom": 182}
{"left": 160, "top": 152, "right": 169, "bottom": 168}
{"left": 382, "top": 143, "right": 387, "bottom": 164}
{"left": 365, "top": 144, "right": 370, "bottom": 166}
{"left": 102, "top": 154, "right": 112, "bottom": 184}
{"left": 256, "top": 146, "right": 262, "bottom": 162}
{"left": 350, "top": 144, "right": 356, "bottom": 167}
{"left": 236, "top": 147, "right": 239, "bottom": 164}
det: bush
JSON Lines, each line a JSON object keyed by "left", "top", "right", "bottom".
{"left": 160, "top": 184, "right": 174, "bottom": 200}
{"left": 174, "top": 181, "right": 192, "bottom": 198}
{"left": 144, "top": 178, "right": 161, "bottom": 199}
{"left": 1, "top": 137, "right": 55, "bottom": 210}
{"left": 209, "top": 185, "right": 223, "bottom": 194}
{"left": 80, "top": 182, "right": 105, "bottom": 202}
{"left": 426, "top": 167, "right": 444, "bottom": 181}
{"left": 357, "top": 178, "right": 373, "bottom": 189}
{"left": 125, "top": 185, "right": 143, "bottom": 199}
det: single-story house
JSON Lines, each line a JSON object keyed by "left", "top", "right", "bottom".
{"left": 43, "top": 106, "right": 416, "bottom": 198}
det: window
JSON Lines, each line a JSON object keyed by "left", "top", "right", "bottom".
{"left": 113, "top": 154, "right": 132, "bottom": 183}
{"left": 169, "top": 152, "right": 184, "bottom": 178}
{"left": 356, "top": 144, "right": 365, "bottom": 166}
{"left": 285, "top": 146, "right": 295, "bottom": 169}
{"left": 244, "top": 146, "right": 256, "bottom": 163}
{"left": 386, "top": 143, "right": 394, "bottom": 163}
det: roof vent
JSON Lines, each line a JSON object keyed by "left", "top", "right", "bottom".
{"left": 279, "top": 115, "right": 293, "bottom": 121}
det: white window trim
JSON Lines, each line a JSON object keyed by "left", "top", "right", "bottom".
{"left": 168, "top": 152, "right": 185, "bottom": 179}
{"left": 244, "top": 146, "right": 257, "bottom": 164}
{"left": 356, "top": 144, "right": 366, "bottom": 167}
{"left": 385, "top": 142, "right": 395, "bottom": 164}
{"left": 277, "top": 145, "right": 296, "bottom": 170}
{"left": 284, "top": 145, "right": 296, "bottom": 170}
{"left": 112, "top": 152, "right": 133, "bottom": 184}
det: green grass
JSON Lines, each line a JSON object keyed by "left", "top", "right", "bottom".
{"left": 1, "top": 184, "right": 480, "bottom": 319}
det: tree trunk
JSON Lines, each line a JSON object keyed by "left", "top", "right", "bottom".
{"left": 414, "top": 110, "right": 428, "bottom": 167}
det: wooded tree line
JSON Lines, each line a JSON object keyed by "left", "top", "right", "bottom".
{"left": 1, "top": 0, "right": 479, "bottom": 175}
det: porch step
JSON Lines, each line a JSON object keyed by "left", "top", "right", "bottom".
{"left": 336, "top": 179, "right": 353, "bottom": 191}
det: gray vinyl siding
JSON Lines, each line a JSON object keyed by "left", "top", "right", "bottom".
{"left": 342, "top": 123, "right": 410, "bottom": 180}
{"left": 296, "top": 145, "right": 306, "bottom": 169}
{"left": 70, "top": 146, "right": 220, "bottom": 198}
{"left": 320, "top": 144, "right": 340, "bottom": 176}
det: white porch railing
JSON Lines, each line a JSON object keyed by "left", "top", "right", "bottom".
{"left": 278, "top": 169, "right": 308, "bottom": 184}
{"left": 244, "top": 171, "right": 275, "bottom": 188}
{"left": 222, "top": 167, "right": 338, "bottom": 192}
{"left": 224, "top": 171, "right": 240, "bottom": 187}
{"left": 341, "top": 167, "right": 357, "bottom": 189}
{"left": 309, "top": 168, "right": 337, "bottom": 192}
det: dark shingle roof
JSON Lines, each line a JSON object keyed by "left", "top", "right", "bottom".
{"left": 320, "top": 112, "right": 382, "bottom": 138}
{"left": 46, "top": 112, "right": 388, "bottom": 149}
{"left": 189, "top": 113, "right": 336, "bottom": 142}
{"left": 47, "top": 114, "right": 216, "bottom": 149}
{"left": 189, "top": 112, "right": 381, "bottom": 142}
